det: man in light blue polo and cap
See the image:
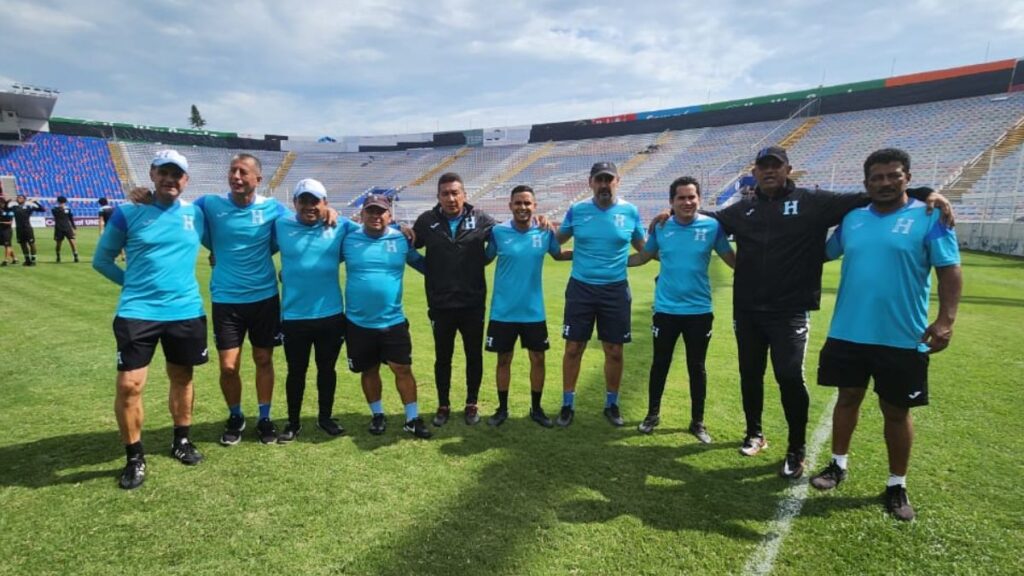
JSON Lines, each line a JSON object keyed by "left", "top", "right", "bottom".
{"left": 94, "top": 149, "right": 208, "bottom": 490}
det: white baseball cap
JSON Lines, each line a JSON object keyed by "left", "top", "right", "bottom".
{"left": 151, "top": 149, "right": 189, "bottom": 173}
{"left": 293, "top": 178, "right": 328, "bottom": 200}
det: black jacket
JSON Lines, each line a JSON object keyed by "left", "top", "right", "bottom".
{"left": 413, "top": 202, "right": 496, "bottom": 311}
{"left": 713, "top": 180, "right": 931, "bottom": 312}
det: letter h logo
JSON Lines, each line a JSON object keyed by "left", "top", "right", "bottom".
{"left": 783, "top": 200, "right": 799, "bottom": 216}
{"left": 892, "top": 218, "right": 914, "bottom": 235}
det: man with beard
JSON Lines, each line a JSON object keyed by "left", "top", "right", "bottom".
{"left": 554, "top": 162, "right": 646, "bottom": 427}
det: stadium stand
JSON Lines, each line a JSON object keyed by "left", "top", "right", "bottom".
{"left": 120, "top": 142, "right": 287, "bottom": 200}
{"left": 0, "top": 132, "right": 121, "bottom": 202}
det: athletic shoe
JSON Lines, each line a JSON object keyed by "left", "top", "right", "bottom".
{"left": 219, "top": 414, "right": 246, "bottom": 446}
{"left": 73, "top": 254, "right": 80, "bottom": 263}
{"left": 637, "top": 414, "right": 660, "bottom": 434}
{"left": 884, "top": 485, "right": 916, "bottom": 521}
{"left": 55, "top": 255, "right": 60, "bottom": 263}
{"left": 432, "top": 405, "right": 451, "bottom": 427}
{"left": 316, "top": 417, "right": 346, "bottom": 437}
{"left": 487, "top": 409, "right": 508, "bottom": 427}
{"left": 368, "top": 413, "right": 387, "bottom": 435}
{"left": 278, "top": 422, "right": 301, "bottom": 444}
{"left": 464, "top": 404, "right": 480, "bottom": 425}
{"left": 780, "top": 449, "right": 806, "bottom": 479}
{"left": 23, "top": 260, "right": 32, "bottom": 267}
{"left": 555, "top": 406, "right": 574, "bottom": 427}
{"left": 529, "top": 408, "right": 553, "bottom": 428}
{"left": 1, "top": 262, "right": 7, "bottom": 267}
{"left": 256, "top": 418, "right": 278, "bottom": 445}
{"left": 118, "top": 457, "right": 146, "bottom": 490}
{"left": 170, "top": 438, "right": 204, "bottom": 465}
{"left": 403, "top": 417, "right": 432, "bottom": 439}
{"left": 603, "top": 404, "right": 624, "bottom": 427}
{"left": 810, "top": 460, "right": 848, "bottom": 491}
{"left": 688, "top": 421, "right": 713, "bottom": 444}
{"left": 739, "top": 434, "right": 768, "bottom": 456}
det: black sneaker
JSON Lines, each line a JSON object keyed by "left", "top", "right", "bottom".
{"left": 739, "top": 434, "right": 768, "bottom": 456}
{"left": 316, "top": 417, "right": 346, "bottom": 437}
{"left": 257, "top": 418, "right": 278, "bottom": 445}
{"left": 368, "top": 413, "right": 387, "bottom": 435}
{"left": 73, "top": 254, "right": 80, "bottom": 263}
{"left": 432, "top": 405, "right": 451, "bottom": 427}
{"left": 780, "top": 449, "right": 806, "bottom": 479}
{"left": 688, "top": 421, "right": 713, "bottom": 444}
{"left": 810, "top": 460, "right": 848, "bottom": 490}
{"left": 529, "top": 407, "right": 554, "bottom": 428}
{"left": 555, "top": 405, "right": 574, "bottom": 427}
{"left": 118, "top": 457, "right": 146, "bottom": 490}
{"left": 603, "top": 404, "right": 625, "bottom": 427}
{"left": 487, "top": 409, "right": 508, "bottom": 427}
{"left": 1, "top": 262, "right": 6, "bottom": 267}
{"left": 464, "top": 404, "right": 480, "bottom": 425}
{"left": 637, "top": 414, "right": 660, "bottom": 434}
{"left": 23, "top": 260, "right": 32, "bottom": 267}
{"left": 884, "top": 485, "right": 916, "bottom": 521}
{"left": 220, "top": 414, "right": 246, "bottom": 446}
{"left": 278, "top": 422, "right": 301, "bottom": 444}
{"left": 170, "top": 438, "right": 204, "bottom": 465}
{"left": 403, "top": 417, "right": 432, "bottom": 439}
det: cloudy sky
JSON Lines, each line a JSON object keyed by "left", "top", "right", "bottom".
{"left": 2, "top": 0, "right": 1023, "bottom": 138}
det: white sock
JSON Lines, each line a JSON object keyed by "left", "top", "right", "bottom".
{"left": 887, "top": 474, "right": 907, "bottom": 488}
{"left": 832, "top": 454, "right": 848, "bottom": 469}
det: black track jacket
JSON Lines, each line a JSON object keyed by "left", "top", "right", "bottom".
{"left": 413, "top": 202, "right": 496, "bottom": 311}
{"left": 712, "top": 180, "right": 932, "bottom": 313}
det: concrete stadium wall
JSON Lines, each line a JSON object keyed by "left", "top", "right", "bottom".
{"left": 959, "top": 222, "right": 1024, "bottom": 256}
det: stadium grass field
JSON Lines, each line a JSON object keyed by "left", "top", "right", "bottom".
{"left": 1, "top": 227, "right": 1021, "bottom": 575}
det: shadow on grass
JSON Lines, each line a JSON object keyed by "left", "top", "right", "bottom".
{"left": 0, "top": 421, "right": 225, "bottom": 489}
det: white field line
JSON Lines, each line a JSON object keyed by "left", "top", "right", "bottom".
{"left": 743, "top": 392, "right": 838, "bottom": 576}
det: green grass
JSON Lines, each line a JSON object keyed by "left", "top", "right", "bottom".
{"left": 1, "top": 229, "right": 1022, "bottom": 575}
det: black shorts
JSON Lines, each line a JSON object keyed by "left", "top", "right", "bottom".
{"left": 113, "top": 316, "right": 209, "bottom": 371}
{"left": 486, "top": 320, "right": 550, "bottom": 353}
{"left": 0, "top": 227, "right": 11, "bottom": 246}
{"left": 817, "top": 338, "right": 930, "bottom": 408}
{"left": 212, "top": 295, "right": 283, "bottom": 350}
{"left": 562, "top": 278, "right": 632, "bottom": 343}
{"left": 54, "top": 227, "right": 75, "bottom": 241}
{"left": 346, "top": 321, "right": 413, "bottom": 372}
{"left": 16, "top": 227, "right": 34, "bottom": 245}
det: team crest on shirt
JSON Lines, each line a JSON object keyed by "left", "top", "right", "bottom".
{"left": 783, "top": 200, "right": 799, "bottom": 215}
{"left": 252, "top": 210, "right": 264, "bottom": 225}
{"left": 693, "top": 228, "right": 707, "bottom": 242}
{"left": 322, "top": 227, "right": 335, "bottom": 239}
{"left": 892, "top": 218, "right": 914, "bottom": 234}
{"left": 182, "top": 215, "right": 195, "bottom": 231}
{"left": 615, "top": 214, "right": 626, "bottom": 227}
{"left": 465, "top": 217, "right": 476, "bottom": 230}
{"left": 532, "top": 234, "right": 543, "bottom": 248}
{"left": 386, "top": 240, "right": 398, "bottom": 253}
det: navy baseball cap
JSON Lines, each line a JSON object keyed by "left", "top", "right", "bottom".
{"left": 755, "top": 146, "right": 789, "bottom": 165}
{"left": 590, "top": 161, "right": 618, "bottom": 178}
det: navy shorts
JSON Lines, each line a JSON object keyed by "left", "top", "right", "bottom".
{"left": 212, "top": 295, "right": 283, "bottom": 350}
{"left": 113, "top": 316, "right": 209, "bottom": 371}
{"left": 346, "top": 321, "right": 413, "bottom": 372}
{"left": 486, "top": 320, "right": 550, "bottom": 353}
{"left": 817, "top": 337, "right": 930, "bottom": 408}
{"left": 562, "top": 278, "right": 632, "bottom": 343}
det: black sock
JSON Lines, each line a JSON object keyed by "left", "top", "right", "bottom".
{"left": 173, "top": 425, "right": 191, "bottom": 441}
{"left": 531, "top": 390, "right": 542, "bottom": 411}
{"left": 497, "top": 390, "right": 509, "bottom": 412}
{"left": 125, "top": 441, "right": 144, "bottom": 461}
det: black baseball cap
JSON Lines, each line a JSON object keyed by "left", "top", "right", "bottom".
{"left": 755, "top": 146, "right": 789, "bottom": 165}
{"left": 590, "top": 161, "right": 618, "bottom": 178}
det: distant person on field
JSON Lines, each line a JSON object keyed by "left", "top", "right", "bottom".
{"left": 413, "top": 172, "right": 496, "bottom": 427}
{"left": 554, "top": 161, "right": 646, "bottom": 428}
{"left": 628, "top": 176, "right": 735, "bottom": 443}
{"left": 344, "top": 194, "right": 431, "bottom": 439}
{"left": 11, "top": 194, "right": 44, "bottom": 266}
{"left": 52, "top": 195, "right": 79, "bottom": 263}
{"left": 0, "top": 194, "right": 15, "bottom": 265}
{"left": 483, "top": 185, "right": 572, "bottom": 428}
{"left": 809, "top": 148, "right": 962, "bottom": 522}
{"left": 92, "top": 150, "right": 208, "bottom": 490}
